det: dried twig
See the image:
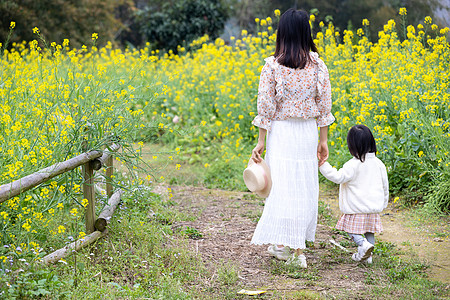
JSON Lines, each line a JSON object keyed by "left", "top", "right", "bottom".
{"left": 329, "top": 239, "right": 350, "bottom": 252}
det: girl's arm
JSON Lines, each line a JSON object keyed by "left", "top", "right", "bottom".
{"left": 319, "top": 160, "right": 356, "bottom": 184}
{"left": 252, "top": 127, "right": 267, "bottom": 163}
{"left": 317, "top": 126, "right": 329, "bottom": 166}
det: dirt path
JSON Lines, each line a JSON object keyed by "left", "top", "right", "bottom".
{"left": 153, "top": 184, "right": 450, "bottom": 298}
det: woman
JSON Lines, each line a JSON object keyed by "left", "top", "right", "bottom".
{"left": 250, "top": 8, "right": 334, "bottom": 268}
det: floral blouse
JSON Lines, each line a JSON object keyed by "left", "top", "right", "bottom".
{"left": 252, "top": 52, "right": 335, "bottom": 131}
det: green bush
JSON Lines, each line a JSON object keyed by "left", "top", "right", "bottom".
{"left": 135, "top": 0, "right": 228, "bottom": 51}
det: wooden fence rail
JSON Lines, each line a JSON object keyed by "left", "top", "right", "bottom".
{"left": 0, "top": 144, "right": 123, "bottom": 264}
{"left": 0, "top": 150, "right": 103, "bottom": 203}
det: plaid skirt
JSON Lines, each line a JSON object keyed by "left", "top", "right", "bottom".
{"left": 335, "top": 213, "right": 383, "bottom": 234}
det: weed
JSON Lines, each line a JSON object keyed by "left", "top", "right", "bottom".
{"left": 241, "top": 210, "right": 262, "bottom": 223}
{"left": 289, "top": 290, "right": 324, "bottom": 300}
{"left": 242, "top": 193, "right": 257, "bottom": 200}
{"left": 288, "top": 268, "right": 321, "bottom": 281}
{"left": 373, "top": 241, "right": 397, "bottom": 258}
{"left": 181, "top": 226, "right": 203, "bottom": 240}
{"left": 318, "top": 200, "right": 335, "bottom": 226}
{"left": 217, "top": 261, "right": 239, "bottom": 286}
{"left": 0, "top": 268, "right": 70, "bottom": 299}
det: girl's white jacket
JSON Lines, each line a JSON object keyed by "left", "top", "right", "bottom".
{"left": 319, "top": 153, "right": 389, "bottom": 214}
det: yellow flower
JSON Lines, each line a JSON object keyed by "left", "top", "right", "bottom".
{"left": 70, "top": 208, "right": 78, "bottom": 216}
{"left": 424, "top": 16, "right": 432, "bottom": 24}
{"left": 92, "top": 33, "right": 98, "bottom": 40}
{"left": 362, "top": 19, "right": 370, "bottom": 26}
{"left": 399, "top": 8, "right": 407, "bottom": 16}
{"left": 57, "top": 225, "right": 66, "bottom": 233}
{"left": 32, "top": 27, "right": 39, "bottom": 34}
{"left": 79, "top": 232, "right": 86, "bottom": 239}
{"left": 81, "top": 198, "right": 89, "bottom": 207}
{"left": 10, "top": 21, "right": 15, "bottom": 29}
{"left": 274, "top": 9, "right": 280, "bottom": 17}
{"left": 310, "top": 15, "right": 316, "bottom": 22}
{"left": 0, "top": 211, "right": 8, "bottom": 219}
{"left": 418, "top": 151, "right": 424, "bottom": 157}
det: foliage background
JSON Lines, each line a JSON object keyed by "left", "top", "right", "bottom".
{"left": 0, "top": 3, "right": 449, "bottom": 297}
{"left": 1, "top": 0, "right": 448, "bottom": 50}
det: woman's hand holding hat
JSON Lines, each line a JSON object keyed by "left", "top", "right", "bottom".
{"left": 252, "top": 140, "right": 265, "bottom": 163}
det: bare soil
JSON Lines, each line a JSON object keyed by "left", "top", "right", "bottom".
{"left": 152, "top": 184, "right": 450, "bottom": 299}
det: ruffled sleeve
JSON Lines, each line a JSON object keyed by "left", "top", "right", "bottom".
{"left": 312, "top": 54, "right": 335, "bottom": 127}
{"left": 252, "top": 57, "right": 277, "bottom": 131}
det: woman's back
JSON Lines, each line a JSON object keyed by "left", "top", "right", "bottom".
{"left": 255, "top": 52, "right": 333, "bottom": 129}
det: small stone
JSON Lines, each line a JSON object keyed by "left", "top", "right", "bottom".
{"left": 433, "top": 238, "right": 443, "bottom": 242}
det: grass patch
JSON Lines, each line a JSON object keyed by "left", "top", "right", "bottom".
{"left": 0, "top": 185, "right": 208, "bottom": 298}
{"left": 217, "top": 260, "right": 240, "bottom": 286}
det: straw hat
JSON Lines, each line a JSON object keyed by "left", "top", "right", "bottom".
{"left": 243, "top": 158, "right": 272, "bottom": 198}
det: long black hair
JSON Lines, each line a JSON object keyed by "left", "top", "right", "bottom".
{"left": 347, "top": 125, "right": 377, "bottom": 162}
{"left": 274, "top": 8, "right": 318, "bottom": 69}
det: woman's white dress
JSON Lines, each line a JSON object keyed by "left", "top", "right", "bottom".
{"left": 250, "top": 118, "right": 318, "bottom": 249}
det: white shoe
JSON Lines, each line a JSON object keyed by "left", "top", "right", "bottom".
{"left": 366, "top": 255, "right": 373, "bottom": 264}
{"left": 286, "top": 254, "right": 307, "bottom": 268}
{"left": 267, "top": 245, "right": 290, "bottom": 261}
{"left": 352, "top": 238, "right": 374, "bottom": 262}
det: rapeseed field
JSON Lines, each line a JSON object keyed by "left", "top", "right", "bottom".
{"left": 0, "top": 8, "right": 448, "bottom": 273}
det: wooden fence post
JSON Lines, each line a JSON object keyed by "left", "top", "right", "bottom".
{"left": 105, "top": 156, "right": 113, "bottom": 199}
{"left": 83, "top": 161, "right": 95, "bottom": 234}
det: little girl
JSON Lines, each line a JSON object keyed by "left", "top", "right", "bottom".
{"left": 319, "top": 125, "right": 389, "bottom": 263}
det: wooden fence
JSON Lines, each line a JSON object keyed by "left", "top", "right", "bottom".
{"left": 0, "top": 144, "right": 123, "bottom": 264}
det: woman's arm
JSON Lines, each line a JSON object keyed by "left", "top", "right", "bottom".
{"left": 317, "top": 126, "right": 328, "bottom": 166}
{"left": 252, "top": 127, "right": 267, "bottom": 163}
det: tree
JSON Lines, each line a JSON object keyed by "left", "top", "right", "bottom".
{"left": 135, "top": 0, "right": 228, "bottom": 51}
{"left": 0, "top": 0, "right": 127, "bottom": 48}
{"left": 225, "top": 0, "right": 440, "bottom": 40}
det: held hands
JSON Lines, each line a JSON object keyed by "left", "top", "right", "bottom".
{"left": 317, "top": 141, "right": 329, "bottom": 167}
{"left": 252, "top": 141, "right": 265, "bottom": 163}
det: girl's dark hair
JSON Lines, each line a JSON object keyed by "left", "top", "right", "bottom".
{"left": 274, "top": 8, "right": 318, "bottom": 69}
{"left": 347, "top": 125, "right": 377, "bottom": 162}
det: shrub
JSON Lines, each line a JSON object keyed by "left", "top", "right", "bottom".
{"left": 135, "top": 0, "right": 228, "bottom": 52}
